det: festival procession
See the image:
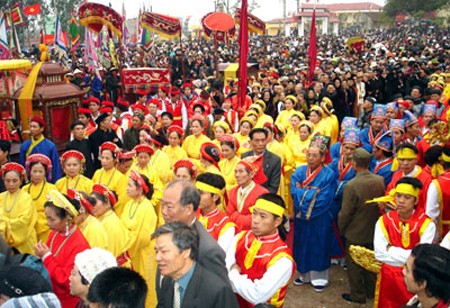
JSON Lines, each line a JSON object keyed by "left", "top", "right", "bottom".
{"left": 0, "top": 0, "right": 449, "bottom": 307}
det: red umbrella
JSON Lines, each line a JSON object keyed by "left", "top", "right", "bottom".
{"left": 201, "top": 12, "right": 236, "bottom": 43}
{"left": 78, "top": 3, "right": 123, "bottom": 38}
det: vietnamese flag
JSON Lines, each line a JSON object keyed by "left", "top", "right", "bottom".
{"left": 24, "top": 3, "right": 41, "bottom": 16}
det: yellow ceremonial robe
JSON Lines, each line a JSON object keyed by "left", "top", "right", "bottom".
{"left": 121, "top": 197, "right": 157, "bottom": 307}
{"left": 97, "top": 210, "right": 129, "bottom": 257}
{"left": 182, "top": 134, "right": 211, "bottom": 169}
{"left": 233, "top": 132, "right": 252, "bottom": 157}
{"left": 219, "top": 156, "right": 240, "bottom": 193}
{"left": 92, "top": 168, "right": 128, "bottom": 217}
{"left": 22, "top": 181, "right": 56, "bottom": 243}
{"left": 128, "top": 163, "right": 164, "bottom": 226}
{"left": 162, "top": 145, "right": 188, "bottom": 167}
{"left": 55, "top": 174, "right": 93, "bottom": 195}
{"left": 0, "top": 190, "right": 37, "bottom": 255}
{"left": 275, "top": 109, "right": 297, "bottom": 131}
{"left": 149, "top": 149, "right": 172, "bottom": 186}
{"left": 78, "top": 215, "right": 108, "bottom": 250}
{"left": 322, "top": 114, "right": 339, "bottom": 144}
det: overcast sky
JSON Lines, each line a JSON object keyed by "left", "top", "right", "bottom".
{"left": 97, "top": 0, "right": 385, "bottom": 24}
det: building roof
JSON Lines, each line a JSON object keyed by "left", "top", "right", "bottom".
{"left": 301, "top": 2, "right": 382, "bottom": 12}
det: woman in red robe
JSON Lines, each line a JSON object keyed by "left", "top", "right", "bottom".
{"left": 35, "top": 190, "right": 90, "bottom": 308}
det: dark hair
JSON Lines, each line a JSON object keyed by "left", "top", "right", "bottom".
{"left": 65, "top": 193, "right": 83, "bottom": 213}
{"left": 256, "top": 193, "right": 288, "bottom": 241}
{"left": 70, "top": 120, "right": 86, "bottom": 130}
{"left": 424, "top": 145, "right": 443, "bottom": 167}
{"left": 310, "top": 109, "right": 322, "bottom": 119}
{"left": 0, "top": 140, "right": 11, "bottom": 153}
{"left": 396, "top": 143, "right": 418, "bottom": 155}
{"left": 167, "top": 180, "right": 200, "bottom": 211}
{"left": 192, "top": 118, "right": 205, "bottom": 128}
{"left": 44, "top": 201, "right": 70, "bottom": 219}
{"left": 133, "top": 114, "right": 145, "bottom": 122}
{"left": 130, "top": 173, "right": 154, "bottom": 200}
{"left": 196, "top": 173, "right": 226, "bottom": 205}
{"left": 410, "top": 244, "right": 450, "bottom": 303}
{"left": 220, "top": 139, "right": 236, "bottom": 150}
{"left": 299, "top": 123, "right": 312, "bottom": 134}
{"left": 90, "top": 191, "right": 109, "bottom": 206}
{"left": 161, "top": 112, "right": 173, "bottom": 120}
{"left": 249, "top": 128, "right": 268, "bottom": 140}
{"left": 152, "top": 222, "right": 199, "bottom": 261}
{"left": 87, "top": 267, "right": 148, "bottom": 308}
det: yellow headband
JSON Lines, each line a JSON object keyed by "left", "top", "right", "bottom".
{"left": 397, "top": 148, "right": 418, "bottom": 159}
{"left": 442, "top": 152, "right": 450, "bottom": 163}
{"left": 195, "top": 181, "right": 222, "bottom": 195}
{"left": 395, "top": 183, "right": 420, "bottom": 198}
{"left": 250, "top": 199, "right": 285, "bottom": 217}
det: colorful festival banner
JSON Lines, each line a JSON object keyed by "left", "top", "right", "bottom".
{"left": 0, "top": 12, "right": 9, "bottom": 60}
{"left": 6, "top": 2, "right": 26, "bottom": 28}
{"left": 70, "top": 16, "right": 80, "bottom": 51}
{"left": 140, "top": 12, "right": 181, "bottom": 39}
{"left": 121, "top": 68, "right": 171, "bottom": 91}
{"left": 234, "top": 8, "right": 265, "bottom": 35}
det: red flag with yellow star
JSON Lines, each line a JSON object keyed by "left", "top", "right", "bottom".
{"left": 24, "top": 4, "right": 41, "bottom": 16}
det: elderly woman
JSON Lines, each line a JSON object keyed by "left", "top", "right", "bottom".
{"left": 90, "top": 184, "right": 129, "bottom": 263}
{"left": 182, "top": 114, "right": 211, "bottom": 168}
{"left": 0, "top": 163, "right": 37, "bottom": 255}
{"left": 92, "top": 142, "right": 128, "bottom": 217}
{"left": 34, "top": 190, "right": 90, "bottom": 307}
{"left": 55, "top": 150, "right": 93, "bottom": 195}
{"left": 173, "top": 159, "right": 198, "bottom": 182}
{"left": 121, "top": 170, "right": 157, "bottom": 307}
{"left": 162, "top": 125, "right": 188, "bottom": 167}
{"left": 23, "top": 154, "right": 56, "bottom": 243}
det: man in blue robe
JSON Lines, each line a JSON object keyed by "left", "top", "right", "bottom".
{"left": 19, "top": 117, "right": 62, "bottom": 183}
{"left": 370, "top": 131, "right": 394, "bottom": 187}
{"left": 359, "top": 103, "right": 386, "bottom": 154}
{"left": 290, "top": 137, "right": 337, "bottom": 292}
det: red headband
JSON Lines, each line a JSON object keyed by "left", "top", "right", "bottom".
{"left": 26, "top": 154, "right": 53, "bottom": 181}
{"left": 130, "top": 170, "right": 149, "bottom": 194}
{"left": 134, "top": 144, "right": 154, "bottom": 155}
{"left": 167, "top": 125, "right": 184, "bottom": 138}
{"left": 174, "top": 159, "right": 197, "bottom": 178}
{"left": 92, "top": 183, "right": 117, "bottom": 207}
{"left": 2, "top": 162, "right": 26, "bottom": 181}
{"left": 67, "top": 188, "right": 94, "bottom": 215}
{"left": 61, "top": 150, "right": 85, "bottom": 164}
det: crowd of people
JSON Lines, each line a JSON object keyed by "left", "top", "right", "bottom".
{"left": 0, "top": 24, "right": 450, "bottom": 308}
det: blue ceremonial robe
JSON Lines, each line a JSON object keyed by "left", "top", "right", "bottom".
{"left": 359, "top": 127, "right": 385, "bottom": 154}
{"left": 290, "top": 165, "right": 337, "bottom": 273}
{"left": 370, "top": 158, "right": 394, "bottom": 187}
{"left": 328, "top": 158, "right": 356, "bottom": 258}
{"left": 329, "top": 142, "right": 342, "bottom": 162}
{"left": 19, "top": 138, "right": 62, "bottom": 183}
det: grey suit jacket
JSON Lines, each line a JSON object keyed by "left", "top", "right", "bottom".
{"left": 157, "top": 263, "right": 238, "bottom": 308}
{"left": 241, "top": 150, "right": 281, "bottom": 193}
{"left": 156, "top": 221, "right": 228, "bottom": 301}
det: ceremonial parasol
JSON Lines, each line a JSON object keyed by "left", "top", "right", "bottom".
{"left": 201, "top": 12, "right": 236, "bottom": 43}
{"left": 346, "top": 36, "right": 366, "bottom": 53}
{"left": 78, "top": 2, "right": 123, "bottom": 38}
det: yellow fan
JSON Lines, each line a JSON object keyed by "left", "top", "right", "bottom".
{"left": 349, "top": 245, "right": 381, "bottom": 274}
